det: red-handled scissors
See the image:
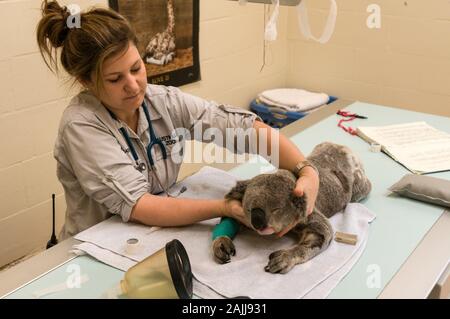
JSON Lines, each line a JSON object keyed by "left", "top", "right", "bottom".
{"left": 336, "top": 109, "right": 368, "bottom": 135}
{"left": 336, "top": 110, "right": 368, "bottom": 119}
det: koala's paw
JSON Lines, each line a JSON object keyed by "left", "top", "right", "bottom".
{"left": 264, "top": 249, "right": 296, "bottom": 274}
{"left": 212, "top": 236, "right": 236, "bottom": 264}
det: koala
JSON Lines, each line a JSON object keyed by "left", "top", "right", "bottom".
{"left": 212, "top": 142, "right": 372, "bottom": 274}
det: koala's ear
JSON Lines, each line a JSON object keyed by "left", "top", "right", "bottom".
{"left": 225, "top": 180, "right": 250, "bottom": 201}
{"left": 291, "top": 193, "right": 307, "bottom": 211}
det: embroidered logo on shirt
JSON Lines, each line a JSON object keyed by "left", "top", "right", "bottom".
{"left": 160, "top": 135, "right": 177, "bottom": 146}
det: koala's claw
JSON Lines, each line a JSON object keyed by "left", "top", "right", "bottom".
{"left": 265, "top": 249, "right": 296, "bottom": 274}
{"left": 212, "top": 236, "right": 236, "bottom": 264}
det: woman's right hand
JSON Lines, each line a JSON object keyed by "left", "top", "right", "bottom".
{"left": 222, "top": 199, "right": 253, "bottom": 229}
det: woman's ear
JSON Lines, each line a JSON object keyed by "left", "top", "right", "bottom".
{"left": 77, "top": 77, "right": 93, "bottom": 91}
{"left": 225, "top": 180, "right": 250, "bottom": 202}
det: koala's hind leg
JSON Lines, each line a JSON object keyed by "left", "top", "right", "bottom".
{"left": 265, "top": 212, "right": 333, "bottom": 274}
{"left": 351, "top": 169, "right": 372, "bottom": 202}
{"left": 346, "top": 150, "right": 372, "bottom": 202}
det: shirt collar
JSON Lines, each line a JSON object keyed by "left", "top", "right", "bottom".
{"left": 81, "top": 88, "right": 162, "bottom": 143}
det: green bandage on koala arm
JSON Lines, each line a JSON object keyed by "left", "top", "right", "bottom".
{"left": 212, "top": 217, "right": 240, "bottom": 240}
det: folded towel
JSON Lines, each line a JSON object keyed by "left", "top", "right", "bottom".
{"left": 259, "top": 88, "right": 329, "bottom": 112}
{"left": 73, "top": 166, "right": 376, "bottom": 299}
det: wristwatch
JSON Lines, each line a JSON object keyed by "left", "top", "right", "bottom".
{"left": 293, "top": 160, "right": 319, "bottom": 178}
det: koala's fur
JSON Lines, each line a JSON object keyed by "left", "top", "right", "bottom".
{"left": 212, "top": 142, "right": 372, "bottom": 274}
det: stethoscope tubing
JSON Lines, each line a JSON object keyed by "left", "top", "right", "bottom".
{"left": 142, "top": 101, "right": 167, "bottom": 167}
{"left": 107, "top": 99, "right": 183, "bottom": 197}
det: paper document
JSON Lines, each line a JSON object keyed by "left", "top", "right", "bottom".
{"left": 356, "top": 121, "right": 450, "bottom": 174}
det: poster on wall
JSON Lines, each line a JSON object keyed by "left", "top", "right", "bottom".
{"left": 109, "top": 0, "right": 200, "bottom": 87}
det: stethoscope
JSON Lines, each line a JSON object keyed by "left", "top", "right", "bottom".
{"left": 107, "top": 100, "right": 186, "bottom": 197}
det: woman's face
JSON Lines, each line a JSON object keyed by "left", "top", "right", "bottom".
{"left": 95, "top": 43, "right": 147, "bottom": 115}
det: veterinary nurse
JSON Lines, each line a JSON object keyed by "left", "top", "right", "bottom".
{"left": 36, "top": 1, "right": 319, "bottom": 240}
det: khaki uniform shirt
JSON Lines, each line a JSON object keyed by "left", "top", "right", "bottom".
{"left": 55, "top": 84, "right": 260, "bottom": 239}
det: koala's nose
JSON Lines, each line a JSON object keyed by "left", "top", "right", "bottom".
{"left": 251, "top": 208, "right": 267, "bottom": 230}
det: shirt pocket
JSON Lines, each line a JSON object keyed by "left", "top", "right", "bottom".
{"left": 149, "top": 140, "right": 183, "bottom": 192}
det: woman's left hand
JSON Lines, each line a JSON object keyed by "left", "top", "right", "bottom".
{"left": 276, "top": 166, "right": 319, "bottom": 237}
{"left": 293, "top": 166, "right": 319, "bottom": 216}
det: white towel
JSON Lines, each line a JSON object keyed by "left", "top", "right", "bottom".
{"left": 73, "top": 166, "right": 376, "bottom": 299}
{"left": 192, "top": 233, "right": 369, "bottom": 299}
{"left": 259, "top": 88, "right": 329, "bottom": 112}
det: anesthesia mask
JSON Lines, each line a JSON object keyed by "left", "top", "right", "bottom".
{"left": 106, "top": 239, "right": 193, "bottom": 299}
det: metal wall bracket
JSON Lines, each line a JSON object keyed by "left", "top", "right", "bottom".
{"left": 229, "top": 0, "right": 302, "bottom": 6}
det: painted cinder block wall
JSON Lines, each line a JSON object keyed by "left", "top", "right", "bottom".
{"left": 2, "top": 0, "right": 449, "bottom": 269}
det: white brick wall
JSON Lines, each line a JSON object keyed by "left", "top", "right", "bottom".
{"left": 0, "top": 0, "right": 288, "bottom": 268}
